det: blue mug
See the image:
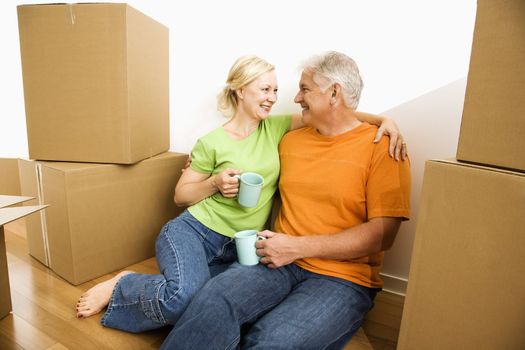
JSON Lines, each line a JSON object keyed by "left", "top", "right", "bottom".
{"left": 234, "top": 172, "right": 264, "bottom": 208}
{"left": 234, "top": 230, "right": 266, "bottom": 265}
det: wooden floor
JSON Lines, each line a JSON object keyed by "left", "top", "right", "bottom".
{"left": 0, "top": 226, "right": 398, "bottom": 350}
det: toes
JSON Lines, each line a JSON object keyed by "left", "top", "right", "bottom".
{"left": 77, "top": 304, "right": 90, "bottom": 312}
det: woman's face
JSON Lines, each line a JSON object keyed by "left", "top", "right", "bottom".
{"left": 237, "top": 70, "right": 278, "bottom": 120}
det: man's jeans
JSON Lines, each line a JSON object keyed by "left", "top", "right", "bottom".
{"left": 161, "top": 262, "right": 378, "bottom": 349}
{"left": 100, "top": 210, "right": 236, "bottom": 333}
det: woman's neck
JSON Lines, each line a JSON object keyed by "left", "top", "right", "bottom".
{"left": 222, "top": 112, "right": 261, "bottom": 140}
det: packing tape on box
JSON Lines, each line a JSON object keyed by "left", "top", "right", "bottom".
{"left": 68, "top": 4, "right": 76, "bottom": 25}
{"left": 35, "top": 163, "right": 51, "bottom": 267}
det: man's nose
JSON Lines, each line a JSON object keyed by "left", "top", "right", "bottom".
{"left": 294, "top": 92, "right": 302, "bottom": 103}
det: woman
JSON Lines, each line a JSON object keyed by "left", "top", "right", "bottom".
{"left": 75, "top": 55, "right": 406, "bottom": 333}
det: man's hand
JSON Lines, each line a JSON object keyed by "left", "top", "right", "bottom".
{"left": 374, "top": 118, "right": 408, "bottom": 161}
{"left": 256, "top": 230, "right": 302, "bottom": 269}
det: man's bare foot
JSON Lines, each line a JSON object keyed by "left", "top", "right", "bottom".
{"left": 76, "top": 271, "right": 133, "bottom": 318}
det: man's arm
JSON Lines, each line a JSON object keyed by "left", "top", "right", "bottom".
{"left": 256, "top": 217, "right": 402, "bottom": 269}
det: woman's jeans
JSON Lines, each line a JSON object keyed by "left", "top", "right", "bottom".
{"left": 161, "top": 262, "right": 379, "bottom": 350}
{"left": 100, "top": 210, "right": 236, "bottom": 333}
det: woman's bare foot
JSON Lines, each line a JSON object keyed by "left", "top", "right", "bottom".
{"left": 76, "top": 271, "right": 133, "bottom": 318}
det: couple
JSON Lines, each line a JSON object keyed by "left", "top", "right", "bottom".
{"left": 77, "top": 51, "right": 411, "bottom": 349}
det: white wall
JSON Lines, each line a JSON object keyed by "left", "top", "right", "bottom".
{"left": 0, "top": 0, "right": 477, "bottom": 291}
{"left": 380, "top": 78, "right": 467, "bottom": 293}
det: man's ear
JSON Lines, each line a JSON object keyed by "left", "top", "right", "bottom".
{"left": 330, "top": 83, "right": 341, "bottom": 105}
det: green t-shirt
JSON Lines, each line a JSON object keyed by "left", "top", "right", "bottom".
{"left": 188, "top": 115, "right": 292, "bottom": 237}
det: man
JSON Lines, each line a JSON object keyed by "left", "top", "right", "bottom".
{"left": 161, "top": 51, "right": 411, "bottom": 349}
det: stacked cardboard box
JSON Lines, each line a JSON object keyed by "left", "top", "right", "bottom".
{"left": 18, "top": 153, "right": 187, "bottom": 285}
{"left": 16, "top": 4, "right": 188, "bottom": 285}
{"left": 456, "top": 0, "right": 525, "bottom": 171}
{"left": 398, "top": 1, "right": 525, "bottom": 349}
{"left": 18, "top": 3, "right": 170, "bottom": 164}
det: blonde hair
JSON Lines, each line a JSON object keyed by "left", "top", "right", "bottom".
{"left": 217, "top": 55, "right": 275, "bottom": 118}
{"left": 300, "top": 51, "right": 363, "bottom": 109}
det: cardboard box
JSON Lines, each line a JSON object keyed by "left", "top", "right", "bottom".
{"left": 0, "top": 159, "right": 21, "bottom": 195}
{"left": 18, "top": 159, "right": 48, "bottom": 263}
{"left": 0, "top": 195, "right": 46, "bottom": 319}
{"left": 17, "top": 3, "right": 169, "bottom": 164}
{"left": 18, "top": 152, "right": 188, "bottom": 285}
{"left": 398, "top": 159, "right": 525, "bottom": 350}
{"left": 457, "top": 0, "right": 525, "bottom": 171}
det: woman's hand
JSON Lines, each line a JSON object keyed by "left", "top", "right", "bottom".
{"left": 354, "top": 111, "right": 408, "bottom": 161}
{"left": 374, "top": 118, "right": 408, "bottom": 161}
{"left": 213, "top": 169, "right": 241, "bottom": 198}
{"left": 181, "top": 155, "right": 192, "bottom": 172}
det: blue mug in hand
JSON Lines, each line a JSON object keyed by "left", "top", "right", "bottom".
{"left": 234, "top": 230, "right": 266, "bottom": 265}
{"left": 234, "top": 172, "right": 264, "bottom": 208}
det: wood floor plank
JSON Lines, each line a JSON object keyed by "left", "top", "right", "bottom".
{"left": 0, "top": 313, "right": 58, "bottom": 350}
{"left": 46, "top": 343, "right": 70, "bottom": 350}
{"left": 0, "top": 332, "right": 24, "bottom": 350}
{"left": 10, "top": 287, "right": 165, "bottom": 350}
{"left": 344, "top": 328, "right": 374, "bottom": 350}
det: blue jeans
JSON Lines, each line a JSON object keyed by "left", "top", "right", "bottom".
{"left": 161, "top": 262, "right": 378, "bottom": 349}
{"left": 100, "top": 210, "right": 236, "bottom": 333}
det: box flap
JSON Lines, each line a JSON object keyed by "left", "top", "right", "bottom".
{"left": 0, "top": 205, "right": 47, "bottom": 226}
{"left": 430, "top": 158, "right": 525, "bottom": 177}
{"left": 0, "top": 195, "right": 35, "bottom": 208}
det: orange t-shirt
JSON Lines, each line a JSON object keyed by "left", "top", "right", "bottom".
{"left": 275, "top": 122, "right": 411, "bottom": 288}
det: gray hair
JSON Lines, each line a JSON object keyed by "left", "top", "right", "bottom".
{"left": 300, "top": 51, "right": 363, "bottom": 109}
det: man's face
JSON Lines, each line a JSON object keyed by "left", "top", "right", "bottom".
{"left": 294, "top": 70, "right": 331, "bottom": 127}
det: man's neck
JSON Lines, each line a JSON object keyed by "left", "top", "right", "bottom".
{"left": 316, "top": 110, "right": 361, "bottom": 137}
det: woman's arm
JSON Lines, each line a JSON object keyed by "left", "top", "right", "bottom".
{"left": 354, "top": 111, "right": 407, "bottom": 161}
{"left": 290, "top": 114, "right": 306, "bottom": 131}
{"left": 290, "top": 113, "right": 407, "bottom": 161}
{"left": 174, "top": 167, "right": 241, "bottom": 207}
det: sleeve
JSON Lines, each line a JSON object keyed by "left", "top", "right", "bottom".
{"left": 266, "top": 115, "right": 292, "bottom": 144}
{"left": 366, "top": 138, "right": 411, "bottom": 220}
{"left": 190, "top": 138, "right": 215, "bottom": 174}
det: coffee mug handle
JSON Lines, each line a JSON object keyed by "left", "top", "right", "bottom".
{"left": 257, "top": 235, "right": 266, "bottom": 241}
{"left": 233, "top": 174, "right": 241, "bottom": 181}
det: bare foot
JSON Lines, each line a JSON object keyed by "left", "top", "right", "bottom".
{"left": 76, "top": 271, "right": 133, "bottom": 318}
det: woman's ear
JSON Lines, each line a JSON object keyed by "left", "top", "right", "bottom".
{"left": 236, "top": 88, "right": 244, "bottom": 100}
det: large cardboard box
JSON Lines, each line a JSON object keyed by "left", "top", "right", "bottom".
{"left": 457, "top": 0, "right": 525, "bottom": 171}
{"left": 398, "top": 160, "right": 525, "bottom": 350}
{"left": 18, "top": 152, "right": 188, "bottom": 285}
{"left": 0, "top": 195, "right": 46, "bottom": 319}
{"left": 17, "top": 3, "right": 169, "bottom": 164}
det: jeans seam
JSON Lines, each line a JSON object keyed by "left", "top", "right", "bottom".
{"left": 100, "top": 273, "right": 126, "bottom": 325}
{"left": 225, "top": 335, "right": 240, "bottom": 350}
{"left": 242, "top": 300, "right": 282, "bottom": 327}
{"left": 209, "top": 237, "right": 233, "bottom": 264}
{"left": 155, "top": 226, "right": 184, "bottom": 314}
{"left": 152, "top": 280, "right": 167, "bottom": 324}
